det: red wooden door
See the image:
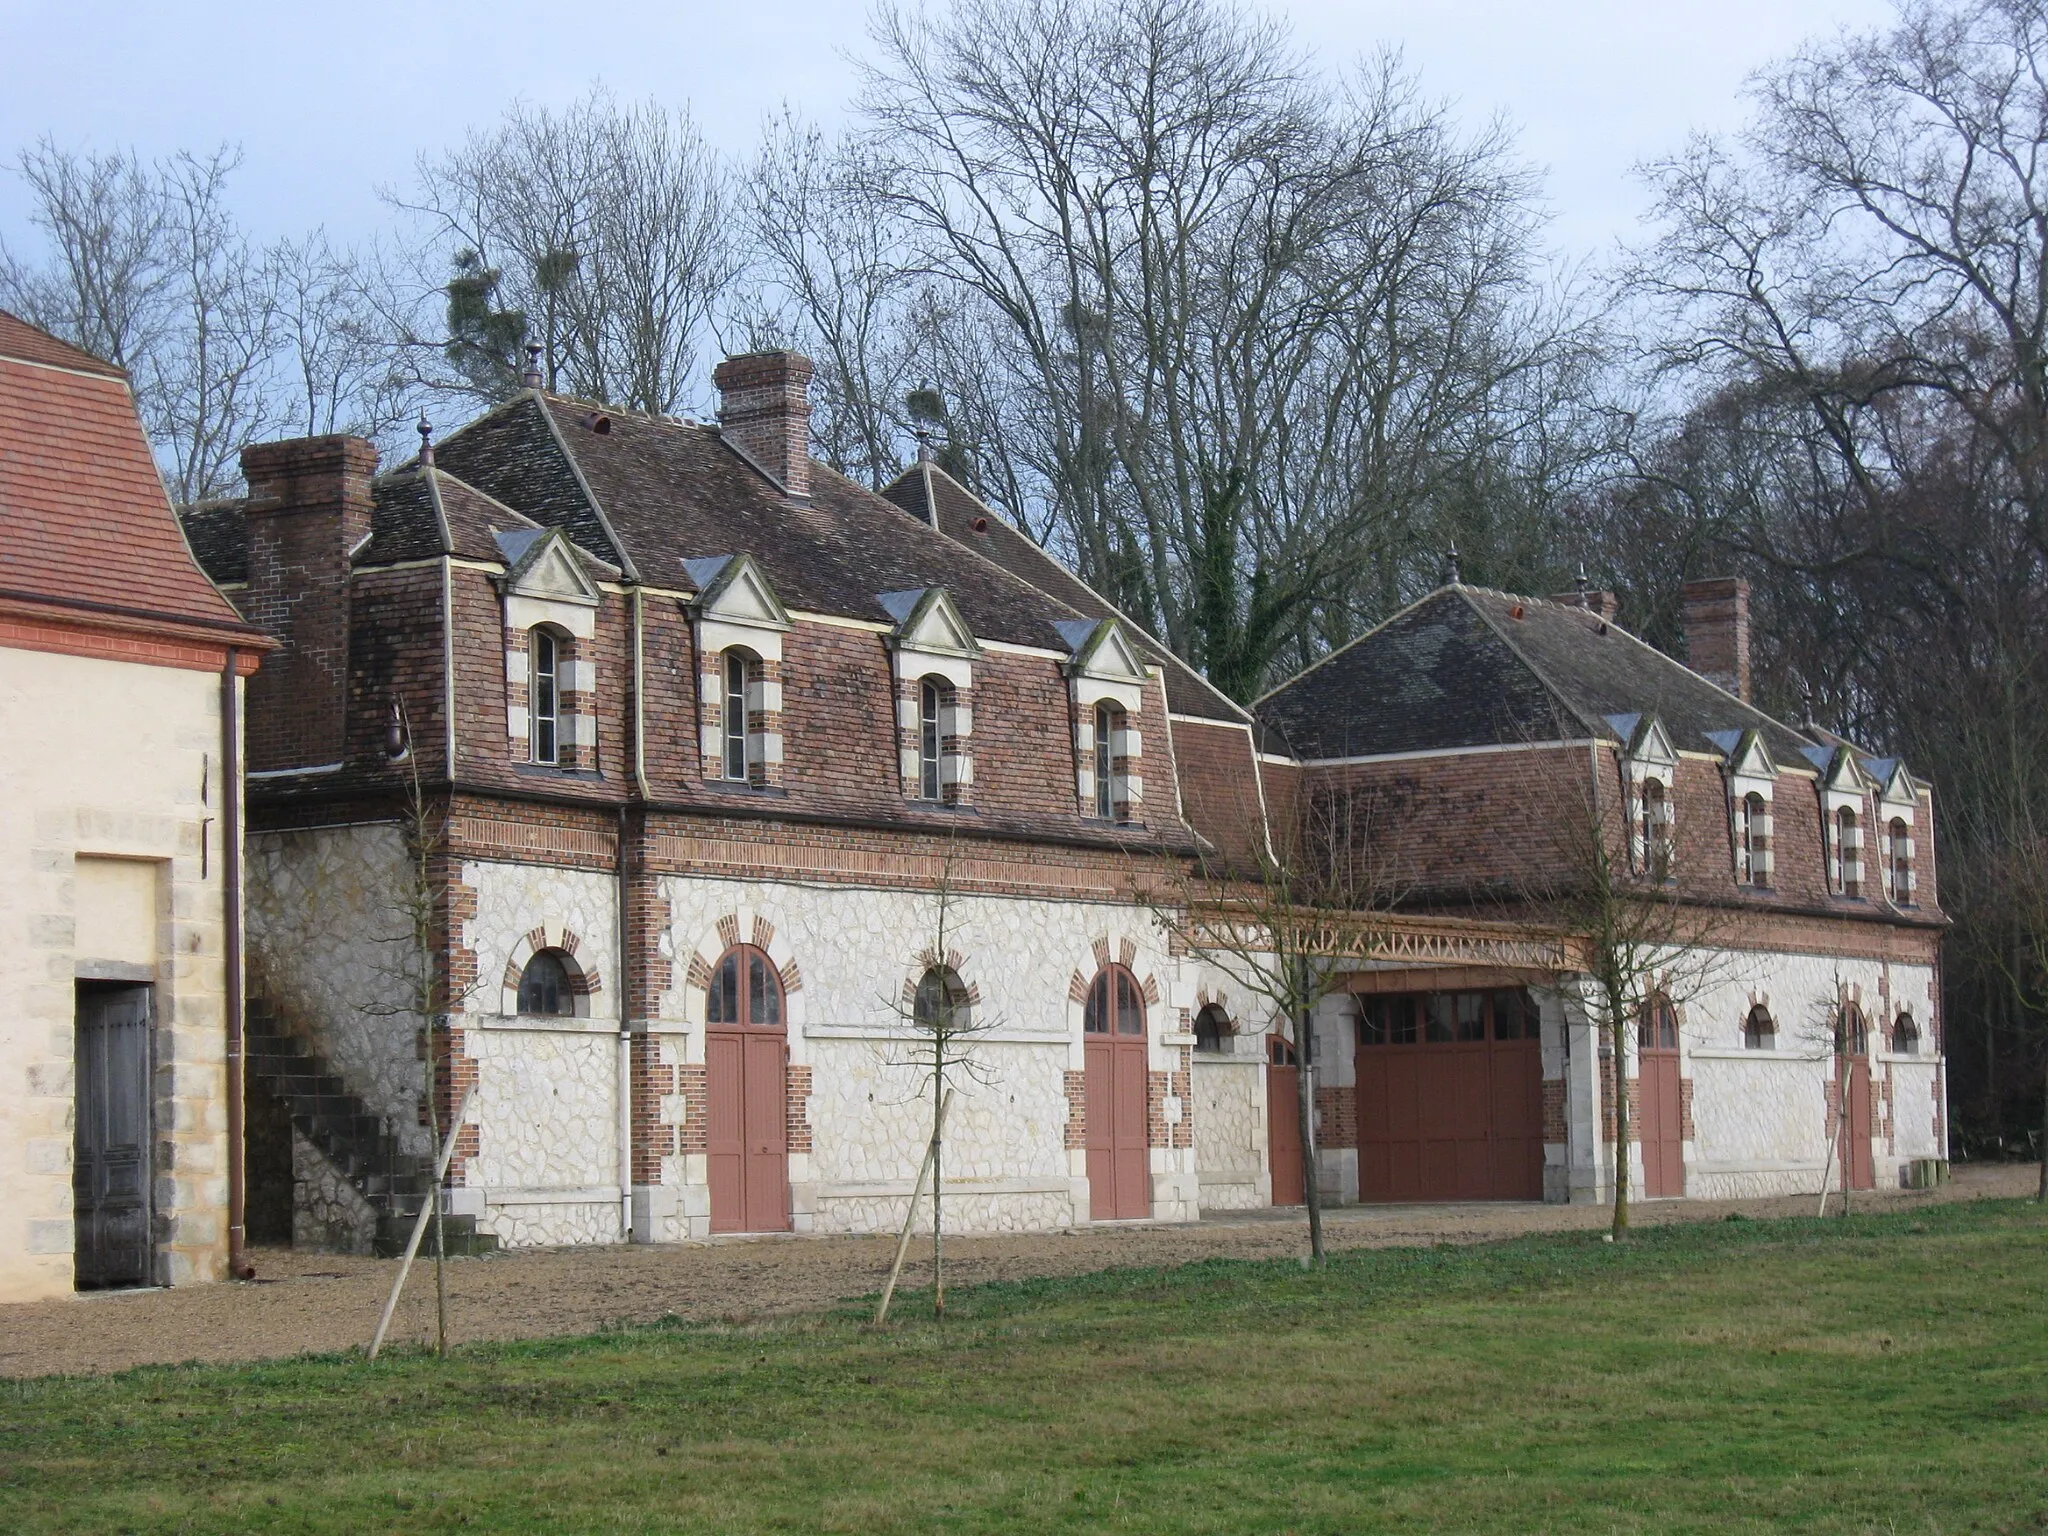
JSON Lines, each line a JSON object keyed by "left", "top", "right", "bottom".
{"left": 1266, "top": 1035, "right": 1304, "bottom": 1206}
{"left": 706, "top": 946, "right": 789, "bottom": 1234}
{"left": 1841, "top": 1052, "right": 1875, "bottom": 1191}
{"left": 1638, "top": 994, "right": 1684, "bottom": 1199}
{"left": 1084, "top": 966, "right": 1150, "bottom": 1220}
{"left": 1356, "top": 990, "right": 1543, "bottom": 1202}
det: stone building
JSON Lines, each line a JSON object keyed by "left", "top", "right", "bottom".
{"left": 0, "top": 311, "right": 271, "bottom": 1301}
{"left": 179, "top": 348, "right": 1947, "bottom": 1256}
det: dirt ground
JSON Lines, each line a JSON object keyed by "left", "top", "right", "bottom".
{"left": 3, "top": 1164, "right": 2033, "bottom": 1380}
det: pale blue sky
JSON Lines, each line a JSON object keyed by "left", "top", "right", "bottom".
{"left": 1, "top": 0, "right": 1895, "bottom": 263}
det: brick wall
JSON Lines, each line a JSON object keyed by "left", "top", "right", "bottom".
{"left": 1315, "top": 1082, "right": 1359, "bottom": 1150}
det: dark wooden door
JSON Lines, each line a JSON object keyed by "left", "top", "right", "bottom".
{"left": 1266, "top": 1035, "right": 1304, "bottom": 1207}
{"left": 706, "top": 946, "right": 789, "bottom": 1234}
{"left": 1638, "top": 995, "right": 1684, "bottom": 1199}
{"left": 74, "top": 985, "right": 151, "bottom": 1288}
{"left": 1084, "top": 966, "right": 1150, "bottom": 1220}
{"left": 1841, "top": 1052, "right": 1875, "bottom": 1191}
{"left": 1356, "top": 990, "right": 1543, "bottom": 1202}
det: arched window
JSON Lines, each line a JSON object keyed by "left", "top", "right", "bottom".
{"left": 1742, "top": 1004, "right": 1775, "bottom": 1050}
{"left": 1093, "top": 702, "right": 1123, "bottom": 819}
{"left": 518, "top": 948, "right": 574, "bottom": 1015}
{"left": 1836, "top": 1001, "right": 1868, "bottom": 1056}
{"left": 1193, "top": 1003, "right": 1232, "bottom": 1054}
{"left": 706, "top": 944, "right": 782, "bottom": 1027}
{"left": 530, "top": 629, "right": 560, "bottom": 765}
{"left": 1640, "top": 778, "right": 1671, "bottom": 877}
{"left": 918, "top": 678, "right": 945, "bottom": 801}
{"left": 1891, "top": 1011, "right": 1920, "bottom": 1055}
{"left": 914, "top": 965, "right": 971, "bottom": 1032}
{"left": 1738, "top": 792, "right": 1769, "bottom": 886}
{"left": 1638, "top": 992, "right": 1679, "bottom": 1051}
{"left": 1834, "top": 806, "right": 1862, "bottom": 897}
{"left": 1887, "top": 818, "right": 1912, "bottom": 903}
{"left": 721, "top": 651, "right": 753, "bottom": 782}
{"left": 1083, "top": 964, "right": 1144, "bottom": 1036}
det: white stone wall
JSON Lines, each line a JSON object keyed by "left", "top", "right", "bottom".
{"left": 246, "top": 824, "right": 423, "bottom": 1154}
{"left": 291, "top": 1130, "right": 377, "bottom": 1254}
{"left": 1572, "top": 945, "right": 1942, "bottom": 1202}
{"left": 1, "top": 647, "right": 237, "bottom": 1300}
{"left": 454, "top": 860, "right": 624, "bottom": 1248}
{"left": 1192, "top": 1046, "right": 1267, "bottom": 1210}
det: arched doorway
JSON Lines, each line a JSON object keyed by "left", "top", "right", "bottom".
{"left": 705, "top": 944, "right": 789, "bottom": 1233}
{"left": 1638, "top": 992, "right": 1684, "bottom": 1198}
{"left": 1265, "top": 1033, "right": 1304, "bottom": 1207}
{"left": 1083, "top": 964, "right": 1149, "bottom": 1219}
{"left": 1837, "top": 1003, "right": 1874, "bottom": 1191}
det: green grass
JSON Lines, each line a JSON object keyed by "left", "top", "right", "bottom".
{"left": 4, "top": 1202, "right": 2046, "bottom": 1533}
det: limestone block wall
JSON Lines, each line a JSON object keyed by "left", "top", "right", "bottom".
{"left": 1, "top": 648, "right": 236, "bottom": 1300}
{"left": 291, "top": 1130, "right": 377, "bottom": 1254}
{"left": 454, "top": 859, "right": 623, "bottom": 1248}
{"left": 246, "top": 824, "right": 422, "bottom": 1154}
{"left": 1192, "top": 1041, "right": 1266, "bottom": 1210}
{"left": 642, "top": 875, "right": 1200, "bottom": 1241}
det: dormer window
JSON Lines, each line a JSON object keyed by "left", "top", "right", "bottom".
{"left": 879, "top": 587, "right": 978, "bottom": 808}
{"left": 1737, "top": 792, "right": 1771, "bottom": 886}
{"left": 1095, "top": 702, "right": 1119, "bottom": 818}
{"left": 530, "top": 629, "right": 560, "bottom": 766}
{"left": 1886, "top": 817, "right": 1913, "bottom": 904}
{"left": 1061, "top": 618, "right": 1148, "bottom": 824}
{"left": 721, "top": 650, "right": 758, "bottom": 783}
{"left": 1833, "top": 805, "right": 1862, "bottom": 897}
{"left": 919, "top": 678, "right": 944, "bottom": 800}
{"left": 1639, "top": 777, "right": 1672, "bottom": 878}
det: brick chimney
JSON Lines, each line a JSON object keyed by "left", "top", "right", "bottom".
{"left": 713, "top": 350, "right": 815, "bottom": 498}
{"left": 238, "top": 435, "right": 378, "bottom": 772}
{"left": 1681, "top": 576, "right": 1751, "bottom": 701}
{"left": 1549, "top": 587, "right": 1620, "bottom": 622}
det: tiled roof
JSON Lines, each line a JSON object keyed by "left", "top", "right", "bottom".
{"left": 1257, "top": 586, "right": 1816, "bottom": 764}
{"left": 882, "top": 460, "right": 1249, "bottom": 723}
{"left": 431, "top": 394, "right": 1103, "bottom": 650}
{"left": 355, "top": 467, "right": 564, "bottom": 569}
{"left": 0, "top": 309, "right": 255, "bottom": 633}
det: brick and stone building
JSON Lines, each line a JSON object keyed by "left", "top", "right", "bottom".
{"left": 0, "top": 311, "right": 271, "bottom": 1301}
{"left": 179, "top": 349, "right": 1947, "bottom": 1255}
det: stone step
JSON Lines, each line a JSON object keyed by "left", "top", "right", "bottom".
{"left": 372, "top": 1211, "right": 498, "bottom": 1259}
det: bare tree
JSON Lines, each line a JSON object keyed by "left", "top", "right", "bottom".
{"left": 1141, "top": 775, "right": 1404, "bottom": 1265}
{"left": 392, "top": 87, "right": 741, "bottom": 414}
{"left": 878, "top": 849, "right": 1002, "bottom": 1318}
{"left": 267, "top": 230, "right": 411, "bottom": 441}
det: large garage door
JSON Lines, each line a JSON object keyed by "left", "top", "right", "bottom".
{"left": 1355, "top": 988, "right": 1542, "bottom": 1202}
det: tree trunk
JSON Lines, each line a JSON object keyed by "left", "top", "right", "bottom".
{"left": 932, "top": 1069, "right": 946, "bottom": 1319}
{"left": 1297, "top": 1004, "right": 1325, "bottom": 1265}
{"left": 2037, "top": 1054, "right": 2046, "bottom": 1203}
{"left": 1609, "top": 1010, "right": 1631, "bottom": 1238}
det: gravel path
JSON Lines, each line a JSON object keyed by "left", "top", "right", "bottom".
{"left": 3, "top": 1164, "right": 2030, "bottom": 1379}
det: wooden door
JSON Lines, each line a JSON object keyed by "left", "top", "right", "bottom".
{"left": 74, "top": 985, "right": 151, "bottom": 1288}
{"left": 1266, "top": 1035, "right": 1304, "bottom": 1206}
{"left": 1355, "top": 990, "right": 1543, "bottom": 1202}
{"left": 1841, "top": 1052, "right": 1875, "bottom": 1191}
{"left": 706, "top": 946, "right": 789, "bottom": 1234}
{"left": 1638, "top": 995, "right": 1684, "bottom": 1199}
{"left": 1084, "top": 966, "right": 1150, "bottom": 1220}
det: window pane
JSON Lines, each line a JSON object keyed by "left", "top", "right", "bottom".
{"left": 519, "top": 951, "right": 570, "bottom": 1015}
{"left": 1391, "top": 998, "right": 1417, "bottom": 1045}
{"left": 707, "top": 953, "right": 738, "bottom": 1024}
{"left": 1359, "top": 997, "right": 1387, "bottom": 1046}
{"left": 749, "top": 952, "right": 781, "bottom": 1025}
{"left": 1084, "top": 973, "right": 1109, "bottom": 1033}
{"left": 1094, "top": 705, "right": 1113, "bottom": 817}
{"left": 1455, "top": 992, "right": 1485, "bottom": 1042}
{"left": 724, "top": 654, "right": 748, "bottom": 780}
{"left": 1116, "top": 971, "right": 1143, "bottom": 1035}
{"left": 1422, "top": 994, "right": 1454, "bottom": 1043}
{"left": 1490, "top": 990, "right": 1526, "bottom": 1041}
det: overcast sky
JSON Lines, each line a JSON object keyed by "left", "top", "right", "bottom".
{"left": 1, "top": 0, "right": 1896, "bottom": 265}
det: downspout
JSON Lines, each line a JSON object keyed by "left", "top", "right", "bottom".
{"left": 618, "top": 585, "right": 648, "bottom": 1240}
{"left": 221, "top": 647, "right": 251, "bottom": 1280}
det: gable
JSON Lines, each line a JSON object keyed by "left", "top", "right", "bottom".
{"left": 881, "top": 586, "right": 980, "bottom": 658}
{"left": 1062, "top": 618, "right": 1147, "bottom": 685}
{"left": 688, "top": 553, "right": 791, "bottom": 630}
{"left": 505, "top": 528, "right": 600, "bottom": 606}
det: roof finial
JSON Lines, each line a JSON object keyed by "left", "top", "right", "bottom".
{"left": 416, "top": 411, "right": 435, "bottom": 468}
{"left": 1444, "top": 542, "right": 1462, "bottom": 586}
{"left": 1575, "top": 559, "right": 1591, "bottom": 608}
{"left": 522, "top": 341, "right": 544, "bottom": 390}
{"left": 914, "top": 425, "right": 935, "bottom": 464}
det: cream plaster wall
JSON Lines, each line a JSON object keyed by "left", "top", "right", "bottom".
{"left": 0, "top": 646, "right": 236, "bottom": 1300}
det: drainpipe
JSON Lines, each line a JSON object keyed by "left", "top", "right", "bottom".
{"left": 617, "top": 803, "right": 634, "bottom": 1242}
{"left": 221, "top": 646, "right": 252, "bottom": 1280}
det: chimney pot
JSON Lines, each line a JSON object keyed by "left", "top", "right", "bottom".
{"left": 1681, "top": 575, "right": 1752, "bottom": 701}
{"left": 1549, "top": 587, "right": 1620, "bottom": 622}
{"left": 713, "top": 350, "right": 815, "bottom": 499}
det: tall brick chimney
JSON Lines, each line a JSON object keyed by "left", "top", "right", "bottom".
{"left": 238, "top": 435, "right": 378, "bottom": 772}
{"left": 1681, "top": 576, "right": 1751, "bottom": 701}
{"left": 713, "top": 350, "right": 814, "bottom": 498}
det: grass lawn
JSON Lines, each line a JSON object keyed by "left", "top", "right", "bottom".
{"left": 3, "top": 1201, "right": 2045, "bottom": 1534}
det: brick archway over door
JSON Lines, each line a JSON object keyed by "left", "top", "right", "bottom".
{"left": 1084, "top": 965, "right": 1149, "bottom": 1220}
{"left": 705, "top": 944, "right": 789, "bottom": 1233}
